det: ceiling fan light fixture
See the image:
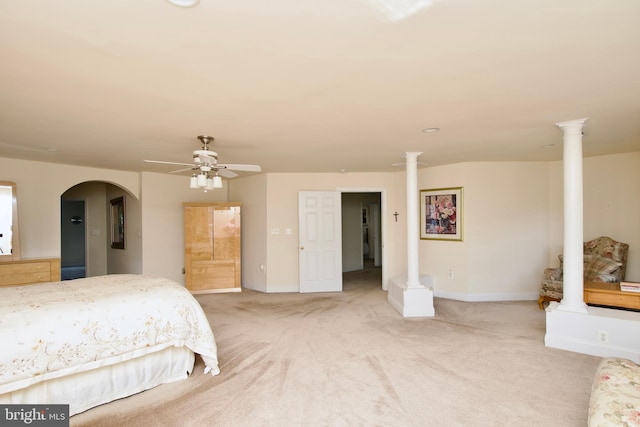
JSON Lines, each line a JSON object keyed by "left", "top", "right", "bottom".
{"left": 422, "top": 127, "right": 440, "bottom": 133}
{"left": 144, "top": 135, "right": 260, "bottom": 191}
{"left": 206, "top": 177, "right": 215, "bottom": 191}
{"left": 166, "top": 0, "right": 199, "bottom": 8}
{"left": 196, "top": 173, "right": 207, "bottom": 188}
{"left": 189, "top": 174, "right": 198, "bottom": 189}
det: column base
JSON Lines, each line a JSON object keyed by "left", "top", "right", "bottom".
{"left": 557, "top": 300, "right": 588, "bottom": 314}
{"left": 387, "top": 275, "right": 435, "bottom": 318}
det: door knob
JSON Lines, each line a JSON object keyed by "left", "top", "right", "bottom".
{"left": 300, "top": 246, "right": 304, "bottom": 250}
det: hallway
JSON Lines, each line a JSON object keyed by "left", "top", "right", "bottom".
{"left": 342, "top": 258, "right": 381, "bottom": 290}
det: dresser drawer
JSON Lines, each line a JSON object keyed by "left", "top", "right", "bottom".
{"left": 0, "top": 258, "right": 61, "bottom": 287}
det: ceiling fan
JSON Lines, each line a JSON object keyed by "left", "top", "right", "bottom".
{"left": 144, "top": 135, "right": 261, "bottom": 189}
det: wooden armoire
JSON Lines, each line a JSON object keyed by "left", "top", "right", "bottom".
{"left": 183, "top": 202, "right": 241, "bottom": 293}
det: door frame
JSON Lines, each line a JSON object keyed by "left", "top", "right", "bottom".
{"left": 369, "top": 202, "right": 381, "bottom": 267}
{"left": 337, "top": 187, "right": 387, "bottom": 291}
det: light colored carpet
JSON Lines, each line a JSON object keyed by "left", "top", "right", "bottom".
{"left": 71, "top": 267, "right": 600, "bottom": 426}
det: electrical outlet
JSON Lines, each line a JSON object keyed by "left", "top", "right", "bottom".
{"left": 597, "top": 330, "right": 609, "bottom": 343}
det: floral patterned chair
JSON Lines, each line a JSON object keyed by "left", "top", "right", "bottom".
{"left": 588, "top": 358, "right": 640, "bottom": 426}
{"left": 538, "top": 236, "right": 629, "bottom": 309}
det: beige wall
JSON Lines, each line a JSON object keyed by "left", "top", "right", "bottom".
{"left": 253, "top": 173, "right": 398, "bottom": 293}
{"left": 140, "top": 171, "right": 228, "bottom": 285}
{"left": 0, "top": 158, "right": 140, "bottom": 259}
{"left": 2, "top": 151, "right": 638, "bottom": 298}
{"left": 228, "top": 174, "right": 268, "bottom": 292}
{"left": 417, "top": 152, "right": 640, "bottom": 300}
{"left": 106, "top": 184, "right": 142, "bottom": 275}
{"left": 418, "top": 162, "right": 550, "bottom": 300}
{"left": 548, "top": 152, "right": 640, "bottom": 281}
{"left": 0, "top": 160, "right": 230, "bottom": 285}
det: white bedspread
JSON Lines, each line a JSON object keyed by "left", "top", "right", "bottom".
{"left": 0, "top": 274, "right": 220, "bottom": 395}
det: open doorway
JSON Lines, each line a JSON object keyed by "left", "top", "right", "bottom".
{"left": 61, "top": 200, "right": 86, "bottom": 280}
{"left": 341, "top": 191, "right": 382, "bottom": 288}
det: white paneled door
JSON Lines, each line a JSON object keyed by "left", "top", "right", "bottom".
{"left": 298, "top": 191, "right": 342, "bottom": 293}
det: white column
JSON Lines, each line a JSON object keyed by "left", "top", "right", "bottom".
{"left": 405, "top": 152, "right": 422, "bottom": 288}
{"left": 387, "top": 151, "right": 434, "bottom": 317}
{"left": 556, "top": 118, "right": 588, "bottom": 313}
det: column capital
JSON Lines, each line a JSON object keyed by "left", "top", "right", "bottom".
{"left": 405, "top": 152, "right": 423, "bottom": 161}
{"left": 555, "top": 118, "right": 588, "bottom": 133}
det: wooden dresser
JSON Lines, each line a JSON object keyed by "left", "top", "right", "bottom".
{"left": 0, "top": 258, "right": 61, "bottom": 288}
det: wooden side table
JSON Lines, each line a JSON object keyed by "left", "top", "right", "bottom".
{"left": 583, "top": 281, "right": 640, "bottom": 310}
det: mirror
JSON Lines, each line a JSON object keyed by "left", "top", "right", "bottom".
{"left": 110, "top": 196, "right": 125, "bottom": 249}
{"left": 0, "top": 181, "right": 20, "bottom": 260}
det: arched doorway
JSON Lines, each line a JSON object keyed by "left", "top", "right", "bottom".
{"left": 60, "top": 181, "right": 140, "bottom": 279}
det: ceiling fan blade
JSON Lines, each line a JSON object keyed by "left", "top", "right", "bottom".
{"left": 0, "top": 142, "right": 56, "bottom": 153}
{"left": 217, "top": 169, "right": 238, "bottom": 178}
{"left": 218, "top": 163, "right": 261, "bottom": 172}
{"left": 168, "top": 167, "right": 195, "bottom": 174}
{"left": 144, "top": 159, "right": 194, "bottom": 167}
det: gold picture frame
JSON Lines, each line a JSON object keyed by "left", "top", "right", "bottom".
{"left": 420, "top": 187, "right": 463, "bottom": 241}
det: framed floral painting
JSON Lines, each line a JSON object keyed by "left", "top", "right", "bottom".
{"left": 420, "top": 187, "right": 463, "bottom": 241}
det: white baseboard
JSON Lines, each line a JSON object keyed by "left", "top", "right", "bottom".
{"left": 434, "top": 289, "right": 539, "bottom": 302}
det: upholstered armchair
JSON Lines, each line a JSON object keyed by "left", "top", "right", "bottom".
{"left": 538, "top": 236, "right": 629, "bottom": 309}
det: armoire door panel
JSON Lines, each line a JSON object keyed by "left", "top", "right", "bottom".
{"left": 184, "top": 203, "right": 241, "bottom": 293}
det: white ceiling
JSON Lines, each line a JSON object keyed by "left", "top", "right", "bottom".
{"left": 1, "top": 0, "right": 639, "bottom": 176}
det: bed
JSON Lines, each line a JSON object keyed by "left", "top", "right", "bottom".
{"left": 0, "top": 274, "right": 220, "bottom": 416}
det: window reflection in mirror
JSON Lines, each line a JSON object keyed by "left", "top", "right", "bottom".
{"left": 0, "top": 181, "right": 20, "bottom": 260}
